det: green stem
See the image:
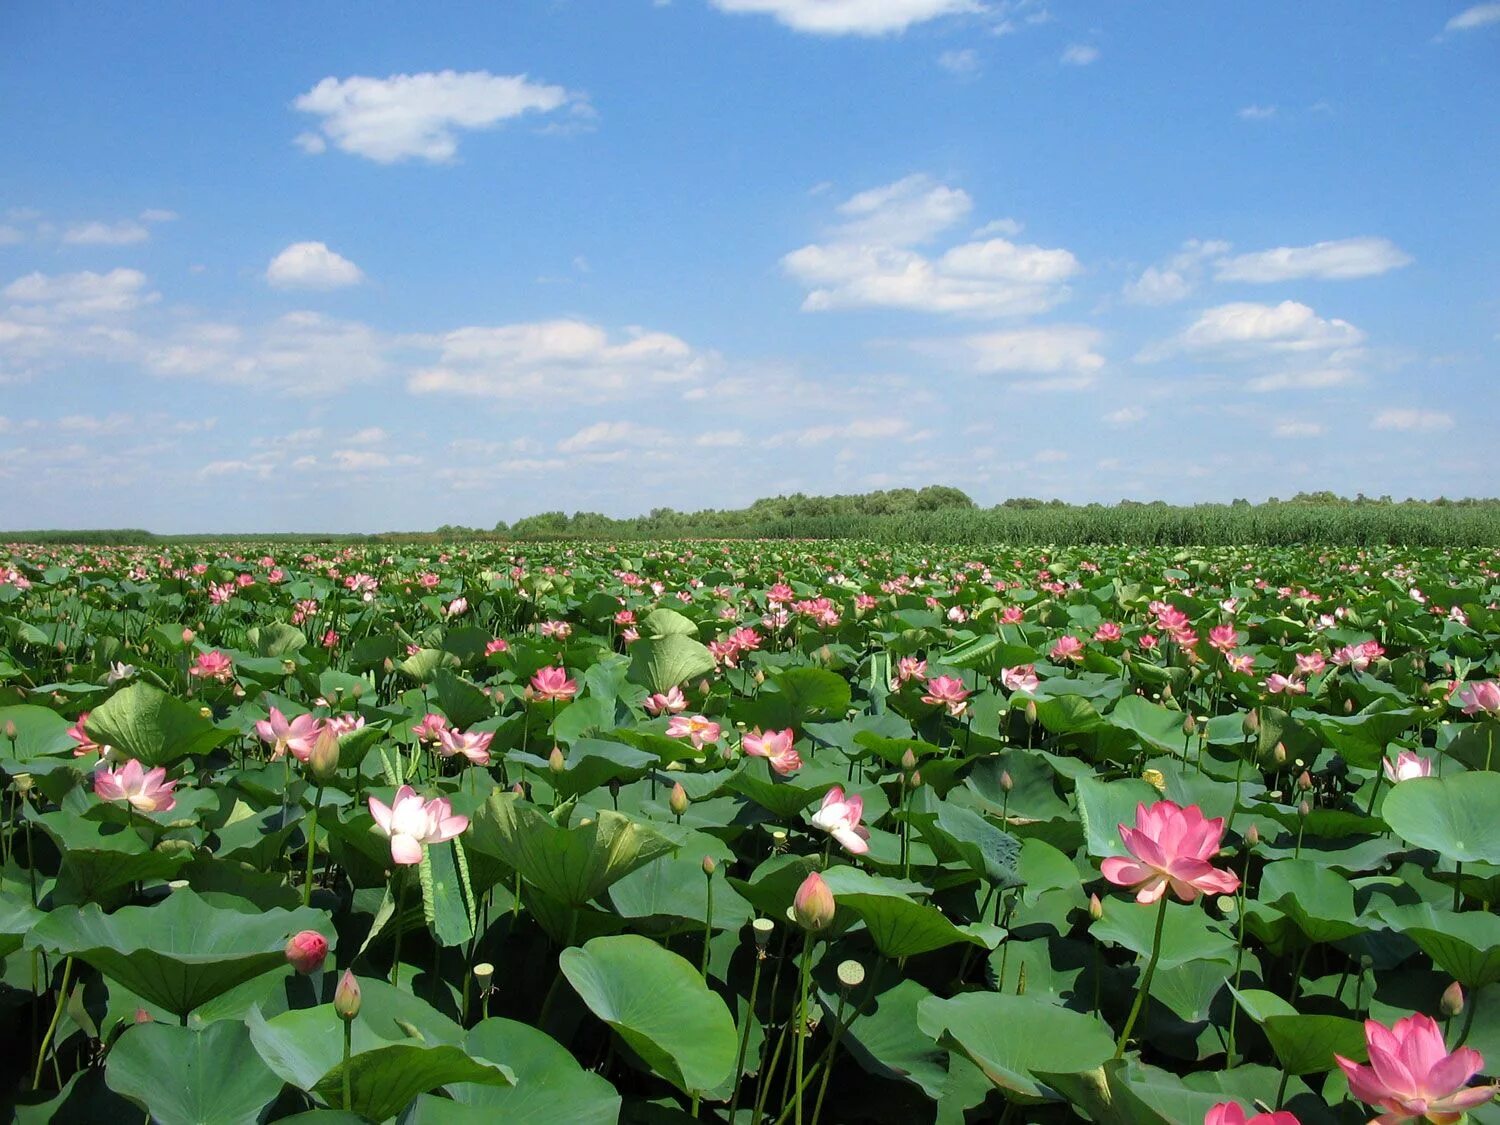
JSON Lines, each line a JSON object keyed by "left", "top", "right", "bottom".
{"left": 1113, "top": 895, "right": 1169, "bottom": 1059}
{"left": 1454, "top": 862, "right": 1464, "bottom": 912}
{"left": 303, "top": 784, "right": 325, "bottom": 908}
{"left": 31, "top": 956, "right": 73, "bottom": 1090}
{"left": 1456, "top": 987, "right": 1481, "bottom": 1048}
{"left": 728, "top": 946, "right": 766, "bottom": 1124}
{"left": 794, "top": 933, "right": 813, "bottom": 1125}
{"left": 342, "top": 1017, "right": 353, "bottom": 1110}
{"left": 390, "top": 869, "right": 407, "bottom": 987}
{"left": 701, "top": 873, "right": 714, "bottom": 980}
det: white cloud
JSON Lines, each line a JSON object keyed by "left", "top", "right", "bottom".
{"left": 347, "top": 426, "right": 388, "bottom": 445}
{"left": 1104, "top": 406, "right": 1145, "bottom": 426}
{"left": 1215, "top": 237, "right": 1412, "bottom": 282}
{"left": 930, "top": 325, "right": 1105, "bottom": 389}
{"left": 557, "top": 420, "right": 669, "bottom": 453}
{"left": 1246, "top": 367, "right": 1360, "bottom": 393}
{"left": 409, "top": 319, "right": 712, "bottom": 400}
{"left": 1237, "top": 104, "right": 1277, "bottom": 121}
{"left": 265, "top": 241, "right": 365, "bottom": 290}
{"left": 784, "top": 174, "right": 1078, "bottom": 316}
{"left": 1446, "top": 3, "right": 1500, "bottom": 31}
{"left": 61, "top": 220, "right": 150, "bottom": 246}
{"left": 4, "top": 268, "right": 159, "bottom": 320}
{"left": 140, "top": 209, "right": 179, "bottom": 224}
{"left": 709, "top": 0, "right": 980, "bottom": 36}
{"left": 973, "top": 217, "right": 1023, "bottom": 238}
{"left": 1160, "top": 301, "right": 1365, "bottom": 356}
{"left": 293, "top": 70, "right": 578, "bottom": 163}
{"left": 330, "top": 449, "right": 422, "bottom": 471}
{"left": 0, "top": 226, "right": 23, "bottom": 245}
{"left": 786, "top": 417, "right": 911, "bottom": 445}
{"left": 1060, "top": 43, "right": 1099, "bottom": 65}
{"left": 1273, "top": 420, "right": 1325, "bottom": 438}
{"left": 1121, "top": 239, "right": 1231, "bottom": 305}
{"left": 147, "top": 312, "right": 391, "bottom": 395}
{"left": 938, "top": 48, "right": 980, "bottom": 75}
{"left": 1371, "top": 408, "right": 1454, "bottom": 432}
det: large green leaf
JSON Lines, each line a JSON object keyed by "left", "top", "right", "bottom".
{"left": 106, "top": 1019, "right": 284, "bottom": 1125}
{"left": 628, "top": 634, "right": 716, "bottom": 695}
{"left": 0, "top": 704, "right": 75, "bottom": 761}
{"left": 1260, "top": 858, "right": 1366, "bottom": 944}
{"left": 85, "top": 682, "right": 230, "bottom": 766}
{"left": 820, "top": 866, "right": 997, "bottom": 958}
{"left": 29, "top": 889, "right": 331, "bottom": 1017}
{"left": 1382, "top": 774, "right": 1500, "bottom": 864}
{"left": 1379, "top": 902, "right": 1500, "bottom": 989}
{"left": 468, "top": 792, "right": 677, "bottom": 907}
{"left": 1090, "top": 900, "right": 1235, "bottom": 971}
{"left": 560, "top": 934, "right": 736, "bottom": 1096}
{"left": 917, "top": 992, "right": 1116, "bottom": 1102}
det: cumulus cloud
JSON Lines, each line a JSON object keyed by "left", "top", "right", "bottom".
{"left": 293, "top": 70, "right": 579, "bottom": 163}
{"left": 783, "top": 174, "right": 1079, "bottom": 316}
{"left": 1371, "top": 408, "right": 1454, "bottom": 432}
{"left": 918, "top": 325, "right": 1105, "bottom": 390}
{"left": 3, "top": 268, "right": 159, "bottom": 320}
{"left": 1446, "top": 3, "right": 1500, "bottom": 31}
{"left": 265, "top": 242, "right": 365, "bottom": 290}
{"left": 146, "top": 312, "right": 391, "bottom": 395}
{"left": 557, "top": 420, "right": 670, "bottom": 453}
{"left": 408, "top": 319, "right": 713, "bottom": 400}
{"left": 1104, "top": 406, "right": 1145, "bottom": 426}
{"left": 61, "top": 220, "right": 150, "bottom": 246}
{"left": 1237, "top": 104, "right": 1277, "bottom": 121}
{"left": 1120, "top": 239, "right": 1229, "bottom": 306}
{"left": 1214, "top": 237, "right": 1412, "bottom": 282}
{"left": 1156, "top": 300, "right": 1365, "bottom": 357}
{"left": 708, "top": 0, "right": 980, "bottom": 36}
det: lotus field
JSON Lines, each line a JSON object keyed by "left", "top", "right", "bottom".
{"left": 4, "top": 541, "right": 1500, "bottom": 1124}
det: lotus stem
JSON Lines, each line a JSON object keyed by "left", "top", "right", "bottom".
{"left": 303, "top": 784, "right": 325, "bottom": 907}
{"left": 390, "top": 868, "right": 407, "bottom": 987}
{"left": 1114, "top": 894, "right": 1168, "bottom": 1059}
{"left": 794, "top": 932, "right": 813, "bottom": 1125}
{"left": 342, "top": 1016, "right": 353, "bottom": 1110}
{"left": 728, "top": 941, "right": 768, "bottom": 1123}
{"left": 31, "top": 955, "right": 73, "bottom": 1090}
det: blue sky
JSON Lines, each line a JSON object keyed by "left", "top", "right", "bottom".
{"left": 1, "top": 1, "right": 1496, "bottom": 532}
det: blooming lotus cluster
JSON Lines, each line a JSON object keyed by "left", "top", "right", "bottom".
{"left": 437, "top": 726, "right": 493, "bottom": 766}
{"left": 189, "top": 650, "right": 234, "bottom": 682}
{"left": 1101, "top": 800, "right": 1240, "bottom": 904}
{"left": 642, "top": 686, "right": 688, "bottom": 716}
{"left": 368, "top": 786, "right": 468, "bottom": 865}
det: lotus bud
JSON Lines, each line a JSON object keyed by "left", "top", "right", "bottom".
{"left": 752, "top": 917, "right": 775, "bottom": 948}
{"left": 285, "top": 930, "right": 329, "bottom": 974}
{"left": 900, "top": 748, "right": 917, "bottom": 773}
{"left": 608, "top": 778, "right": 621, "bottom": 801}
{"left": 307, "top": 728, "right": 340, "bottom": 783}
{"left": 1000, "top": 770, "right": 1014, "bottom": 793}
{"left": 1344, "top": 697, "right": 1355, "bottom": 714}
{"left": 837, "top": 960, "right": 865, "bottom": 990}
{"left": 1242, "top": 709, "right": 1260, "bottom": 736}
{"left": 1298, "top": 799, "right": 1311, "bottom": 818}
{"left": 1088, "top": 892, "right": 1103, "bottom": 921}
{"left": 793, "top": 871, "right": 836, "bottom": 932}
{"left": 349, "top": 683, "right": 363, "bottom": 700}
{"left": 1162, "top": 684, "right": 1174, "bottom": 702}
{"left": 908, "top": 769, "right": 922, "bottom": 790}
{"left": 1182, "top": 714, "right": 1197, "bottom": 736}
{"left": 696, "top": 678, "right": 711, "bottom": 696}
{"left": 383, "top": 657, "right": 395, "bottom": 674}
{"left": 1024, "top": 700, "right": 1038, "bottom": 726}
{"left": 1245, "top": 823, "right": 1260, "bottom": 848}
{"left": 473, "top": 962, "right": 494, "bottom": 993}
{"left": 754, "top": 670, "right": 766, "bottom": 685}
{"left": 1442, "top": 980, "right": 1465, "bottom": 1017}
{"left": 1296, "top": 770, "right": 1313, "bottom": 793}
{"left": 511, "top": 781, "right": 525, "bottom": 796}
{"left": 669, "top": 782, "right": 689, "bottom": 818}
{"left": 3, "top": 720, "right": 16, "bottom": 740}
{"left": 702, "top": 855, "right": 717, "bottom": 877}
{"left": 548, "top": 746, "right": 566, "bottom": 774}
{"left": 182, "top": 628, "right": 195, "bottom": 644}
{"left": 333, "top": 970, "right": 361, "bottom": 1020}
{"left": 1273, "top": 742, "right": 1288, "bottom": 766}
{"left": 134, "top": 1007, "right": 153, "bottom": 1024}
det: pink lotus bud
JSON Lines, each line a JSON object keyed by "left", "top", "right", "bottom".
{"left": 1000, "top": 770, "right": 1014, "bottom": 793}
{"left": 1441, "top": 980, "right": 1465, "bottom": 1017}
{"left": 548, "top": 746, "right": 566, "bottom": 773}
{"left": 1088, "top": 892, "right": 1103, "bottom": 921}
{"left": 1242, "top": 709, "right": 1260, "bottom": 735}
{"left": 669, "top": 782, "right": 690, "bottom": 818}
{"left": 1024, "top": 700, "right": 1038, "bottom": 726}
{"left": 182, "top": 628, "right": 195, "bottom": 644}
{"left": 134, "top": 1007, "right": 153, "bottom": 1024}
{"left": 1297, "top": 770, "right": 1313, "bottom": 793}
{"left": 702, "top": 855, "right": 717, "bottom": 876}
{"left": 1273, "top": 742, "right": 1288, "bottom": 765}
{"left": 3, "top": 720, "right": 16, "bottom": 740}
{"left": 908, "top": 770, "right": 922, "bottom": 790}
{"left": 793, "top": 871, "right": 836, "bottom": 932}
{"left": 307, "top": 728, "right": 340, "bottom": 783}
{"left": 900, "top": 749, "right": 917, "bottom": 773}
{"left": 334, "top": 969, "right": 361, "bottom": 1020}
{"left": 285, "top": 930, "right": 329, "bottom": 974}
{"left": 1245, "top": 824, "right": 1260, "bottom": 847}
{"left": 1182, "top": 713, "right": 1197, "bottom": 736}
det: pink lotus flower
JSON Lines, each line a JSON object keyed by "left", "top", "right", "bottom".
{"left": 1459, "top": 681, "right": 1500, "bottom": 716}
{"left": 1001, "top": 665, "right": 1040, "bottom": 695}
{"left": 368, "top": 785, "right": 468, "bottom": 865}
{"left": 921, "top": 675, "right": 970, "bottom": 717}
{"left": 94, "top": 759, "right": 177, "bottom": 813}
{"left": 484, "top": 637, "right": 509, "bottom": 656}
{"left": 1205, "top": 1104, "right": 1299, "bottom": 1125}
{"left": 1226, "top": 651, "right": 1255, "bottom": 675}
{"left": 437, "top": 727, "right": 493, "bottom": 766}
{"left": 1208, "top": 625, "right": 1240, "bottom": 653}
{"left": 894, "top": 657, "right": 927, "bottom": 685}
{"left": 666, "top": 713, "right": 722, "bottom": 750}
{"left": 256, "top": 708, "right": 325, "bottom": 762}
{"left": 539, "top": 620, "right": 572, "bottom": 640}
{"left": 999, "top": 605, "right": 1025, "bottom": 625}
{"left": 1101, "top": 801, "right": 1240, "bottom": 904}
{"left": 1335, "top": 1012, "right": 1497, "bottom": 1124}
{"left": 445, "top": 596, "right": 468, "bottom": 617}
{"left": 1139, "top": 633, "right": 1160, "bottom": 652}
{"left": 189, "top": 650, "right": 234, "bottom": 682}
{"left": 742, "top": 727, "right": 802, "bottom": 775}
{"left": 1094, "top": 622, "right": 1123, "bottom": 643}
{"left": 67, "top": 711, "right": 104, "bottom": 758}
{"left": 411, "top": 713, "right": 449, "bottom": 744}
{"left": 285, "top": 930, "right": 329, "bottom": 974}
{"left": 811, "top": 786, "right": 870, "bottom": 854}
{"left": 1295, "top": 651, "right": 1327, "bottom": 676}
{"left": 1050, "top": 635, "right": 1085, "bottom": 663}
{"left": 1383, "top": 750, "right": 1435, "bottom": 784}
{"left": 530, "top": 666, "right": 577, "bottom": 702}
{"left": 643, "top": 686, "right": 688, "bottom": 716}
{"left": 1264, "top": 673, "right": 1306, "bottom": 696}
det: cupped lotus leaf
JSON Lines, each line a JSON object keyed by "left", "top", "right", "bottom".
{"left": 917, "top": 991, "right": 1115, "bottom": 1102}
{"left": 560, "top": 934, "right": 737, "bottom": 1097}
{"left": 432, "top": 669, "right": 494, "bottom": 729}
{"left": 105, "top": 1019, "right": 284, "bottom": 1125}
{"left": 641, "top": 607, "right": 699, "bottom": 637}
{"left": 1229, "top": 985, "right": 1368, "bottom": 1075}
{"left": 607, "top": 831, "right": 749, "bottom": 931}
{"left": 629, "top": 633, "right": 716, "bottom": 696}
{"left": 819, "top": 865, "right": 993, "bottom": 958}
{"left": 1074, "top": 775, "right": 1161, "bottom": 859}
{"left": 1090, "top": 900, "right": 1236, "bottom": 971}
{"left": 939, "top": 633, "right": 1001, "bottom": 669}
{"left": 468, "top": 791, "right": 677, "bottom": 906}
{"left": 28, "top": 888, "right": 332, "bottom": 1017}
{"left": 399, "top": 647, "right": 458, "bottom": 684}
{"left": 1381, "top": 774, "right": 1500, "bottom": 864}
{"left": 1260, "top": 858, "right": 1366, "bottom": 944}
{"left": 922, "top": 800, "right": 1022, "bottom": 887}
{"left": 85, "top": 682, "right": 230, "bottom": 767}
{"left": 826, "top": 977, "right": 949, "bottom": 1099}
{"left": 1108, "top": 696, "right": 1198, "bottom": 758}
{"left": 429, "top": 1017, "right": 623, "bottom": 1124}
{"left": 0, "top": 892, "right": 42, "bottom": 957}
{"left": 725, "top": 851, "right": 819, "bottom": 917}
{"left": 247, "top": 622, "right": 307, "bottom": 657}
{"left": 1378, "top": 901, "right": 1500, "bottom": 988}
{"left": 511, "top": 738, "right": 657, "bottom": 798}
{"left": 769, "top": 666, "right": 852, "bottom": 717}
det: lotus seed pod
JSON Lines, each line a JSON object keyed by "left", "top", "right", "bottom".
{"left": 198, "top": 706, "right": 213, "bottom": 720}
{"left": 669, "top": 782, "right": 690, "bottom": 817}
{"left": 333, "top": 970, "right": 362, "bottom": 1020}
{"left": 793, "top": 871, "right": 836, "bottom": 932}
{"left": 548, "top": 746, "right": 566, "bottom": 773}
{"left": 702, "top": 855, "right": 717, "bottom": 876}
{"left": 837, "top": 960, "right": 865, "bottom": 989}
{"left": 473, "top": 963, "right": 494, "bottom": 991}
{"left": 752, "top": 917, "right": 775, "bottom": 947}
{"left": 1142, "top": 768, "right": 1166, "bottom": 792}
{"left": 1442, "top": 980, "right": 1465, "bottom": 1017}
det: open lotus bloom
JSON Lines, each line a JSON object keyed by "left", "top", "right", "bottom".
{"left": 742, "top": 727, "right": 801, "bottom": 775}
{"left": 811, "top": 785, "right": 870, "bottom": 855}
{"left": 1205, "top": 1103, "right": 1299, "bottom": 1125}
{"left": 1335, "top": 1013, "right": 1497, "bottom": 1124}
{"left": 94, "top": 758, "right": 177, "bottom": 813}
{"left": 368, "top": 785, "right": 468, "bottom": 865}
{"left": 1101, "top": 800, "right": 1240, "bottom": 904}
{"left": 1383, "top": 750, "right": 1434, "bottom": 783}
